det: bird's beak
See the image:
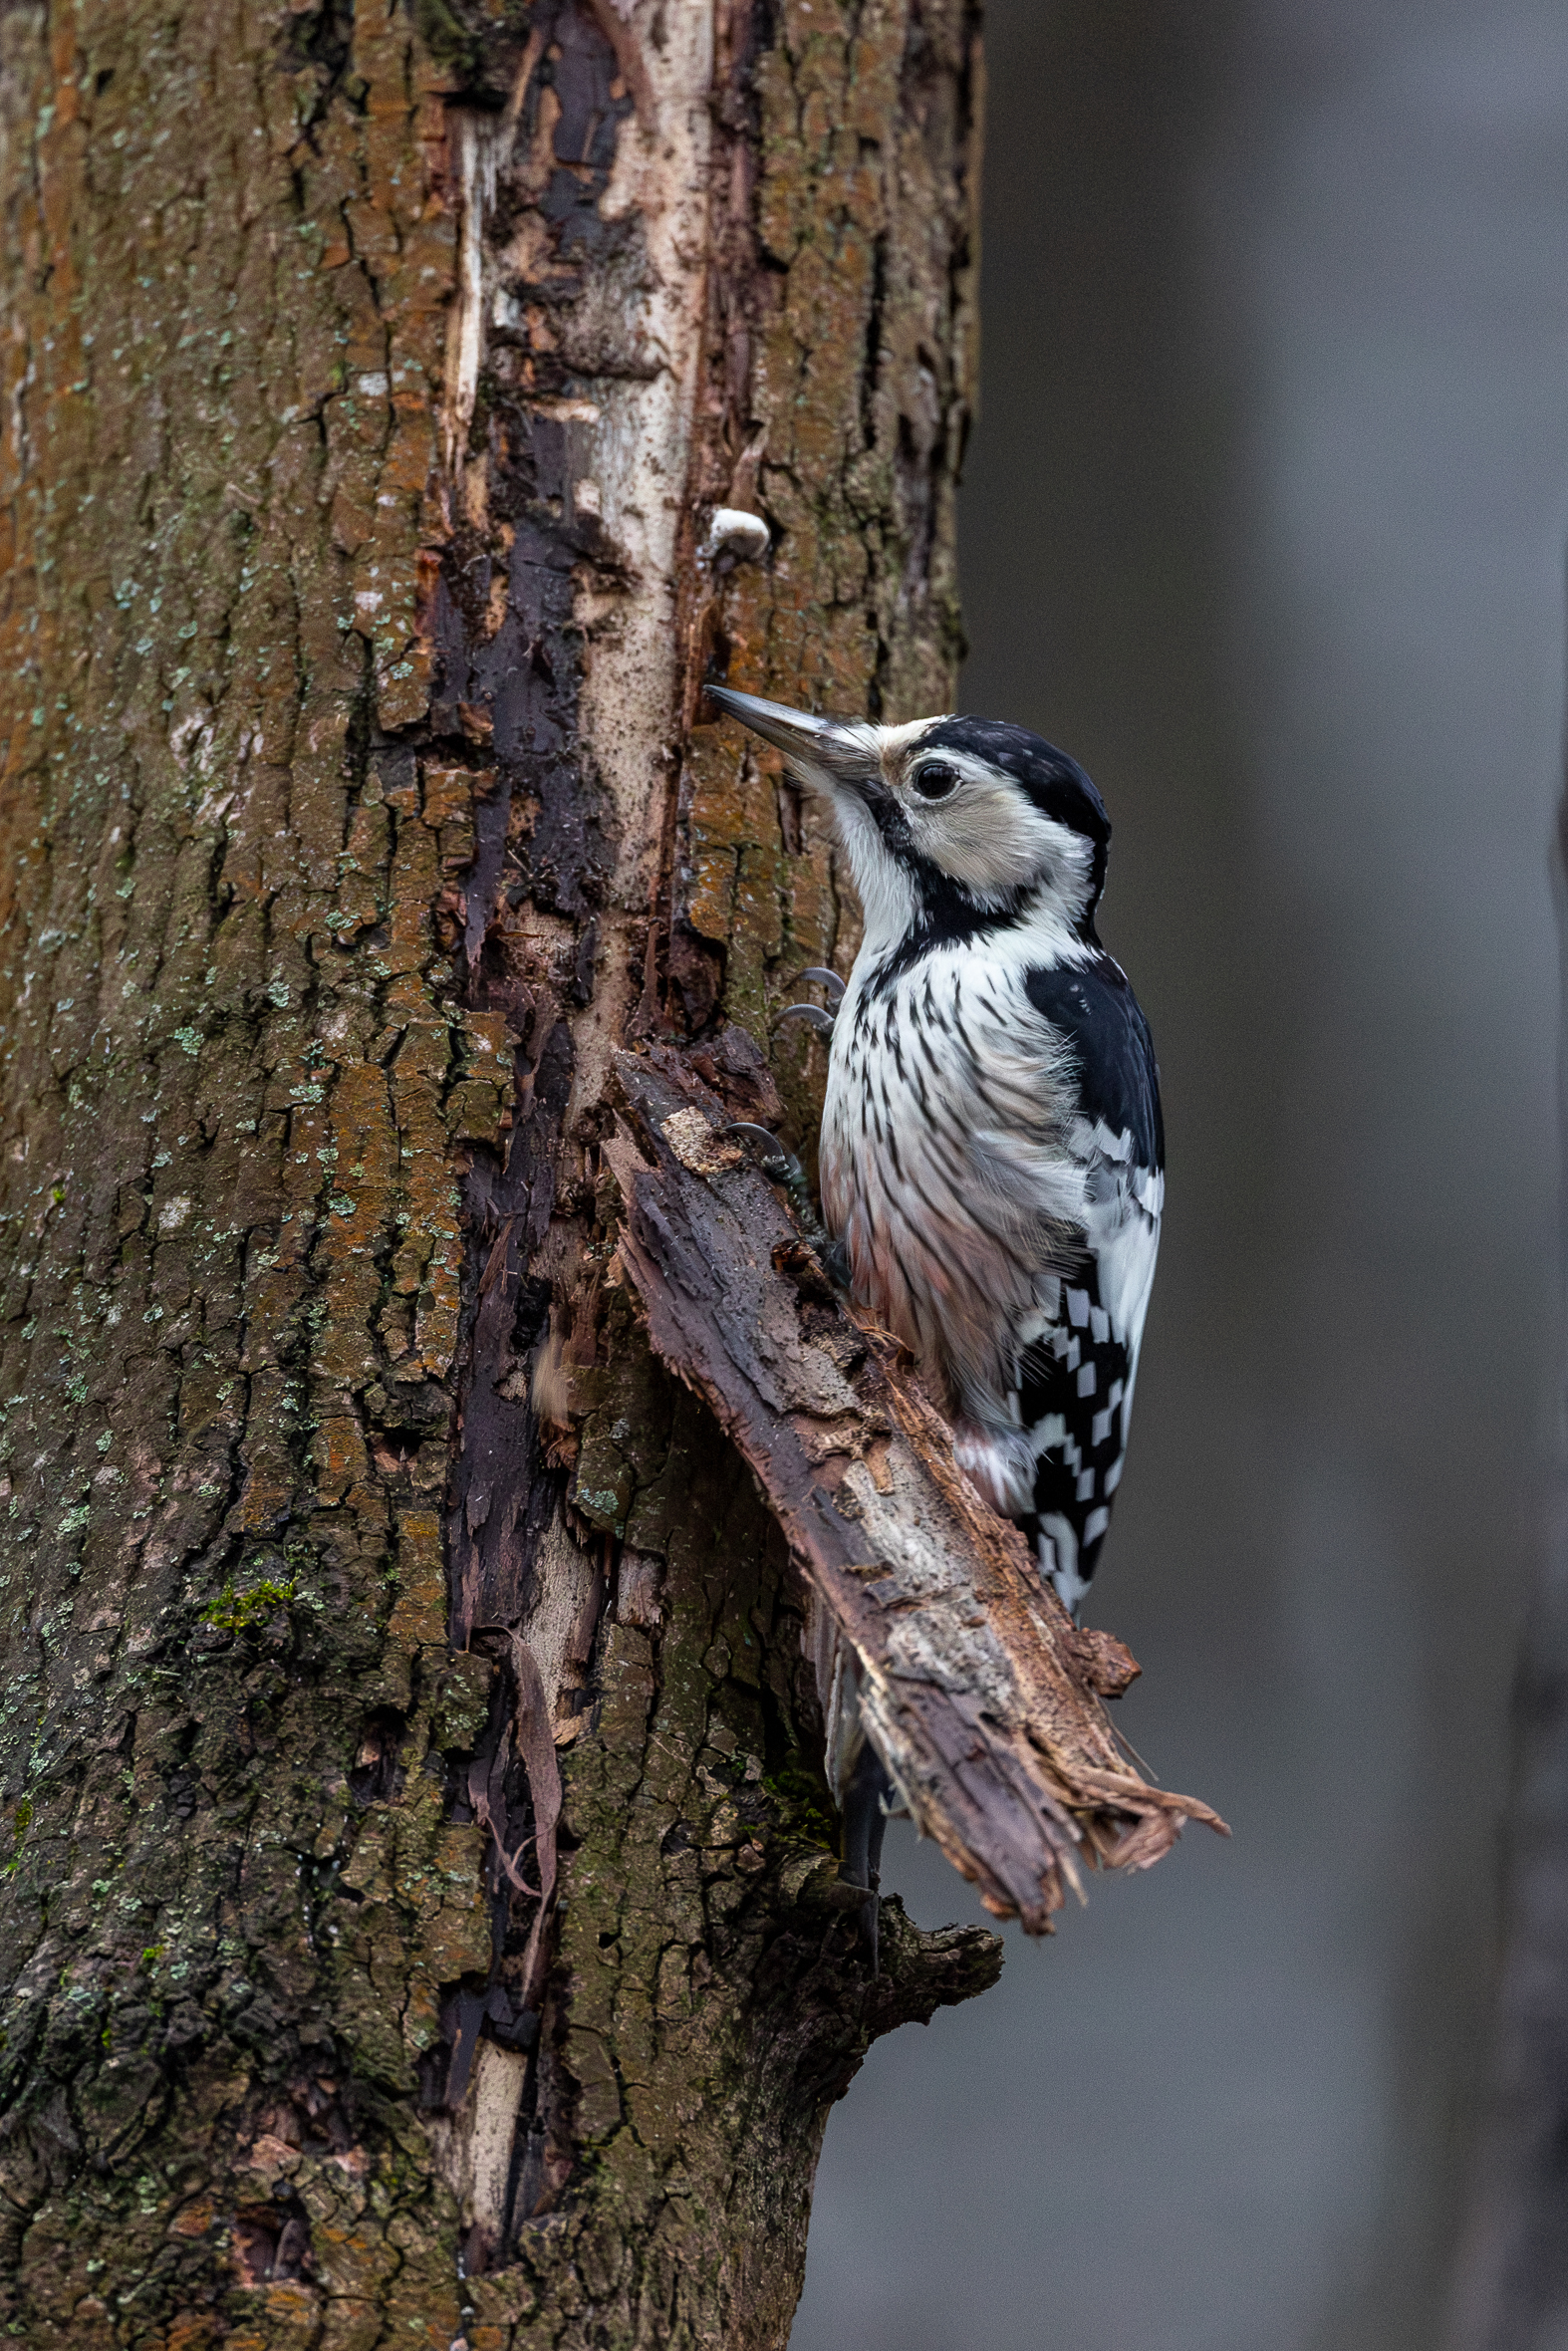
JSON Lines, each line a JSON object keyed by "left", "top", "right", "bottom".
{"left": 704, "top": 683, "right": 882, "bottom": 799}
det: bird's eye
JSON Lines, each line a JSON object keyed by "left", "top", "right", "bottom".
{"left": 910, "top": 760, "right": 960, "bottom": 803}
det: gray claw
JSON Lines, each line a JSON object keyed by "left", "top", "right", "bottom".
{"left": 722, "top": 1124, "right": 840, "bottom": 1263}
{"left": 798, "top": 966, "right": 846, "bottom": 1006}
{"left": 722, "top": 1122, "right": 802, "bottom": 1186}
{"left": 820, "top": 1236, "right": 852, "bottom": 1289}
{"left": 776, "top": 1003, "right": 837, "bottom": 1038}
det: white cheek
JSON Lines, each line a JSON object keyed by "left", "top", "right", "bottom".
{"left": 914, "top": 787, "right": 1063, "bottom": 893}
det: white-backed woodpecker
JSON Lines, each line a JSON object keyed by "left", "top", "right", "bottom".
{"left": 708, "top": 685, "right": 1166, "bottom": 1953}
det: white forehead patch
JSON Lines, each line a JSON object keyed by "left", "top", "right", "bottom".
{"left": 875, "top": 716, "right": 945, "bottom": 779}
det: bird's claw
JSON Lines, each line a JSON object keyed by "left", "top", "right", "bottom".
{"left": 818, "top": 1235, "right": 852, "bottom": 1289}
{"left": 776, "top": 1002, "right": 836, "bottom": 1038}
{"left": 722, "top": 1122, "right": 803, "bottom": 1188}
{"left": 722, "top": 1124, "right": 845, "bottom": 1281}
{"left": 774, "top": 966, "right": 845, "bottom": 1042}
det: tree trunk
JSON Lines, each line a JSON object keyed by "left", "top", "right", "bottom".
{"left": 1443, "top": 782, "right": 1568, "bottom": 2351}
{"left": 0, "top": 2, "right": 987, "bottom": 2345}
{"left": 1444, "top": 1544, "right": 1568, "bottom": 2351}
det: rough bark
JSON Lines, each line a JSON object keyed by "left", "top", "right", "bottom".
{"left": 0, "top": 1, "right": 995, "bottom": 2346}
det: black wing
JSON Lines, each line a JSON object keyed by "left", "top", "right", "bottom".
{"left": 1016, "top": 952, "right": 1164, "bottom": 1600}
{"left": 1024, "top": 953, "right": 1163, "bottom": 1171}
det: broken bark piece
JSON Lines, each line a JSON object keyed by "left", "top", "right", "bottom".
{"left": 1061, "top": 1624, "right": 1144, "bottom": 1701}
{"left": 605, "top": 1041, "right": 1228, "bottom": 1934}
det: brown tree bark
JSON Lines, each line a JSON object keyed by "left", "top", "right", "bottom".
{"left": 0, "top": 2, "right": 1000, "bottom": 2346}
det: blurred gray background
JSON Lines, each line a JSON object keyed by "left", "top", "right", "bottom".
{"left": 791, "top": 3, "right": 1568, "bottom": 2347}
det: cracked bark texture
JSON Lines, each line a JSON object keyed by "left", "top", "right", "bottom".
{"left": 0, "top": 0, "right": 985, "bottom": 2347}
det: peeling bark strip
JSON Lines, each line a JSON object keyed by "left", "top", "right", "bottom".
{"left": 609, "top": 1048, "right": 1226, "bottom": 1931}
{"left": 0, "top": 0, "right": 991, "bottom": 2342}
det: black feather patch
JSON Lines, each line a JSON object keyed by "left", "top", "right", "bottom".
{"left": 1014, "top": 1255, "right": 1134, "bottom": 1587}
{"left": 1024, "top": 954, "right": 1164, "bottom": 1172}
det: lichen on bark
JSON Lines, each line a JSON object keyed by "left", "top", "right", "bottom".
{"left": 0, "top": 0, "right": 987, "bottom": 2345}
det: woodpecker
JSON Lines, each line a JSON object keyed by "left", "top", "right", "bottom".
{"left": 707, "top": 685, "right": 1165, "bottom": 1953}
{"left": 709, "top": 682, "right": 1163, "bottom": 1603}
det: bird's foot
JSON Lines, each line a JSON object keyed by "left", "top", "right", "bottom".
{"left": 776, "top": 1001, "right": 835, "bottom": 1039}
{"left": 816, "top": 1233, "right": 852, "bottom": 1289}
{"left": 722, "top": 1123, "right": 846, "bottom": 1288}
{"left": 774, "top": 965, "right": 846, "bottom": 1042}
{"left": 722, "top": 1121, "right": 802, "bottom": 1190}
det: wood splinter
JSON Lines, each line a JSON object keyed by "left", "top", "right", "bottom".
{"left": 605, "top": 1041, "right": 1228, "bottom": 1935}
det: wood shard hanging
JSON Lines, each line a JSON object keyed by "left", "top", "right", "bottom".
{"left": 605, "top": 1042, "right": 1228, "bottom": 1933}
